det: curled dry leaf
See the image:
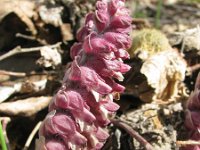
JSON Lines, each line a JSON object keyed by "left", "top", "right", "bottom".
{"left": 126, "top": 29, "right": 187, "bottom": 102}
{"left": 37, "top": 46, "right": 62, "bottom": 68}
{"left": 125, "top": 49, "right": 187, "bottom": 102}
{"left": 0, "top": 96, "right": 52, "bottom": 116}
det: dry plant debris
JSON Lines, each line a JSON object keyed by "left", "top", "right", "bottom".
{"left": 140, "top": 49, "right": 187, "bottom": 102}
{"left": 37, "top": 46, "right": 62, "bottom": 68}
{"left": 126, "top": 29, "right": 187, "bottom": 102}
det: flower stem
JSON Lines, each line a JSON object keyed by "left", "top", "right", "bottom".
{"left": 111, "top": 119, "right": 153, "bottom": 150}
{"left": 0, "top": 121, "right": 7, "bottom": 150}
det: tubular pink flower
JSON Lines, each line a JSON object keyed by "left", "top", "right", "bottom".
{"left": 183, "top": 73, "right": 200, "bottom": 150}
{"left": 37, "top": 0, "right": 132, "bottom": 149}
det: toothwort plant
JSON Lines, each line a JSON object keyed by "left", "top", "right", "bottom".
{"left": 37, "top": 0, "right": 132, "bottom": 149}
{"left": 184, "top": 73, "right": 200, "bottom": 150}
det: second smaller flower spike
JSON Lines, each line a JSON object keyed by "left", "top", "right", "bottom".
{"left": 183, "top": 73, "right": 200, "bottom": 150}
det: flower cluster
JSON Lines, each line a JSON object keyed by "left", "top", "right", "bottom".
{"left": 37, "top": 0, "right": 132, "bottom": 149}
{"left": 184, "top": 73, "right": 200, "bottom": 150}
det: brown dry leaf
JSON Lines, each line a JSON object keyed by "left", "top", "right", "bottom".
{"left": 140, "top": 49, "right": 187, "bottom": 102}
{"left": 0, "top": 96, "right": 52, "bottom": 116}
{"left": 125, "top": 49, "right": 187, "bottom": 102}
{"left": 0, "top": 0, "right": 37, "bottom": 35}
{"left": 0, "top": 0, "right": 35, "bottom": 21}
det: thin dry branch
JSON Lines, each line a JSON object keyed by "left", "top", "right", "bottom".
{"left": 177, "top": 140, "right": 200, "bottom": 146}
{"left": 0, "top": 70, "right": 26, "bottom": 77}
{"left": 0, "top": 42, "right": 61, "bottom": 61}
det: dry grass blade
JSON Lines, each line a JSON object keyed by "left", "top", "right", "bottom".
{"left": 23, "top": 121, "right": 42, "bottom": 150}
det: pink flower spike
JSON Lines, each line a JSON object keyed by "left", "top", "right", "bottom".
{"left": 38, "top": 0, "right": 132, "bottom": 149}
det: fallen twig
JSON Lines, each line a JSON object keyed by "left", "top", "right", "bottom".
{"left": 23, "top": 121, "right": 42, "bottom": 150}
{"left": 177, "top": 140, "right": 200, "bottom": 146}
{"left": 16, "top": 33, "right": 48, "bottom": 45}
{"left": 0, "top": 42, "right": 61, "bottom": 61}
{"left": 111, "top": 119, "right": 154, "bottom": 150}
{"left": 0, "top": 70, "right": 26, "bottom": 77}
{"left": 0, "top": 70, "right": 57, "bottom": 78}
